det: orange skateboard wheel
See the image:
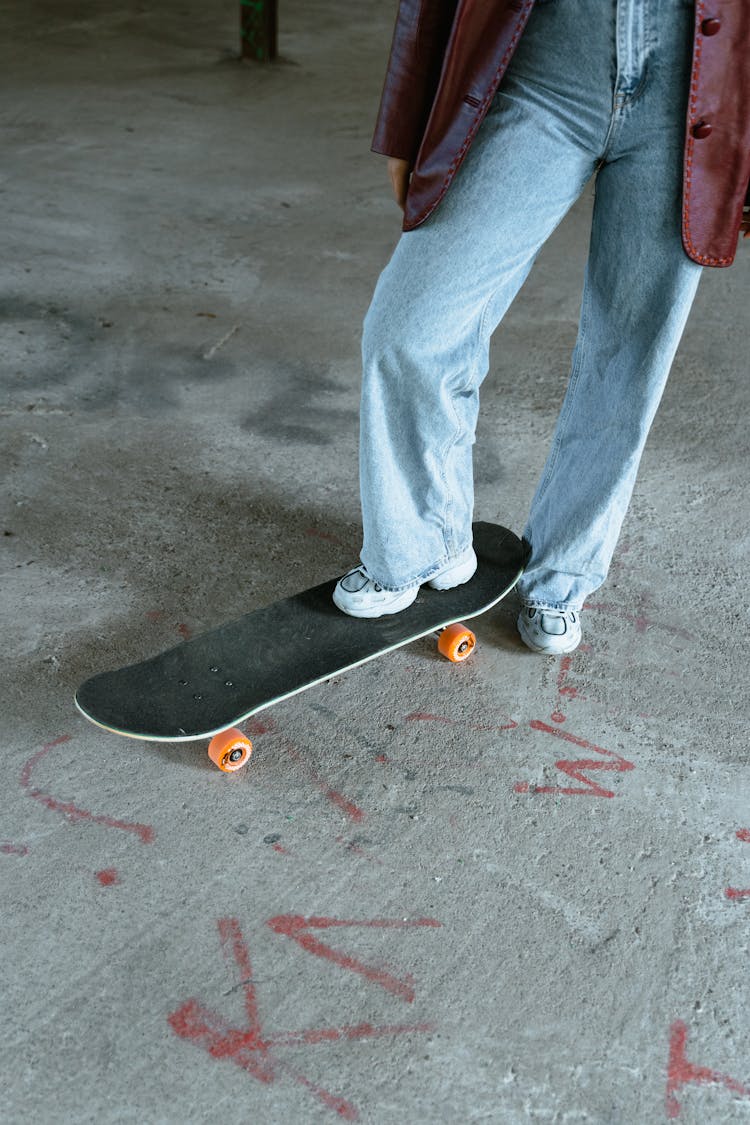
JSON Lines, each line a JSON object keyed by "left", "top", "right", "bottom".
{"left": 207, "top": 728, "right": 253, "bottom": 772}
{"left": 438, "top": 623, "right": 476, "bottom": 663}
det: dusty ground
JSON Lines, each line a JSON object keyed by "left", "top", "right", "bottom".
{"left": 2, "top": 2, "right": 749, "bottom": 1122}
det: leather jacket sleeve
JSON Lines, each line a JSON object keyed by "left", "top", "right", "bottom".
{"left": 371, "top": 0, "right": 459, "bottom": 165}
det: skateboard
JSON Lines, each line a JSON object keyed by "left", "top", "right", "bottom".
{"left": 75, "top": 522, "right": 528, "bottom": 772}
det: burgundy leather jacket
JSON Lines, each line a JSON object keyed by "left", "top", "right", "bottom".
{"left": 372, "top": 0, "right": 750, "bottom": 267}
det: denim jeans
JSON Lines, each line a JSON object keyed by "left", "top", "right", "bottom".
{"left": 358, "top": 0, "right": 703, "bottom": 609}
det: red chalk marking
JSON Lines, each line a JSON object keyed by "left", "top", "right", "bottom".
{"left": 1, "top": 843, "right": 29, "bottom": 856}
{"left": 549, "top": 655, "right": 586, "bottom": 724}
{"left": 147, "top": 613, "right": 191, "bottom": 641}
{"left": 282, "top": 743, "right": 365, "bottom": 824}
{"left": 334, "top": 836, "right": 384, "bottom": 866}
{"left": 320, "top": 785, "right": 364, "bottom": 824}
{"left": 272, "top": 843, "right": 292, "bottom": 856}
{"left": 168, "top": 917, "right": 435, "bottom": 1120}
{"left": 374, "top": 754, "right": 390, "bottom": 764}
{"left": 266, "top": 915, "right": 441, "bottom": 1002}
{"left": 404, "top": 711, "right": 517, "bottom": 732}
{"left": 304, "top": 528, "right": 348, "bottom": 549}
{"left": 724, "top": 831, "right": 750, "bottom": 900}
{"left": 217, "top": 917, "right": 264, "bottom": 1036}
{"left": 248, "top": 717, "right": 366, "bottom": 822}
{"left": 168, "top": 997, "right": 275, "bottom": 1084}
{"left": 95, "top": 868, "right": 120, "bottom": 886}
{"left": 20, "top": 737, "right": 155, "bottom": 843}
{"left": 277, "top": 1059, "right": 359, "bottom": 1121}
{"left": 169, "top": 994, "right": 431, "bottom": 1120}
{"left": 246, "top": 716, "right": 277, "bottom": 737}
{"left": 514, "top": 722, "right": 635, "bottom": 798}
{"left": 556, "top": 656, "right": 583, "bottom": 702}
{"left": 585, "top": 602, "right": 693, "bottom": 640}
{"left": 666, "top": 1019, "right": 750, "bottom": 1118}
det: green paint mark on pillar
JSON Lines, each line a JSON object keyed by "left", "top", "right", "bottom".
{"left": 240, "top": 0, "right": 278, "bottom": 62}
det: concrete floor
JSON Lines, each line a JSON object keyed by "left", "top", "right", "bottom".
{"left": 3, "top": 2, "right": 750, "bottom": 1122}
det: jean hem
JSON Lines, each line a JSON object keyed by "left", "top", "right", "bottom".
{"left": 520, "top": 599, "right": 583, "bottom": 613}
{"left": 362, "top": 542, "right": 475, "bottom": 593}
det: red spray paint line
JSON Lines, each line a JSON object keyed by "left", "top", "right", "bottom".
{"left": 585, "top": 602, "right": 693, "bottom": 640}
{"left": 146, "top": 612, "right": 191, "bottom": 641}
{"left": 246, "top": 716, "right": 277, "bottom": 737}
{"left": 513, "top": 721, "right": 635, "bottom": 798}
{"left": 95, "top": 868, "right": 120, "bottom": 886}
{"left": 556, "top": 656, "right": 583, "bottom": 703}
{"left": 281, "top": 743, "right": 365, "bottom": 824}
{"left": 549, "top": 654, "right": 586, "bottom": 725}
{"left": 666, "top": 1020, "right": 750, "bottom": 1118}
{"left": 334, "top": 836, "right": 384, "bottom": 867}
{"left": 20, "top": 736, "right": 155, "bottom": 843}
{"left": 304, "top": 528, "right": 349, "bottom": 549}
{"left": 266, "top": 915, "right": 441, "bottom": 1003}
{"left": 241, "top": 715, "right": 366, "bottom": 823}
{"left": 168, "top": 917, "right": 435, "bottom": 1121}
{"left": 169, "top": 995, "right": 432, "bottom": 1121}
{"left": 1, "top": 843, "right": 29, "bottom": 856}
{"left": 723, "top": 831, "right": 750, "bottom": 899}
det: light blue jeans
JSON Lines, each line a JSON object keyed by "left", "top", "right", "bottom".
{"left": 358, "top": 0, "right": 703, "bottom": 610}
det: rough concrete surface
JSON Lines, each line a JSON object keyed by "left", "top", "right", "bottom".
{"left": 2, "top": 2, "right": 749, "bottom": 1122}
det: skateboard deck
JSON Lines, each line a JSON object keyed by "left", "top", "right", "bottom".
{"left": 75, "top": 522, "right": 528, "bottom": 770}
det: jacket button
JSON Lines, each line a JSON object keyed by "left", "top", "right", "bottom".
{"left": 692, "top": 120, "right": 713, "bottom": 139}
{"left": 701, "top": 18, "right": 721, "bottom": 35}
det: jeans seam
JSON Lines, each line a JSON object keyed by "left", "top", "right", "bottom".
{"left": 438, "top": 286, "right": 498, "bottom": 557}
{"left": 531, "top": 252, "right": 591, "bottom": 512}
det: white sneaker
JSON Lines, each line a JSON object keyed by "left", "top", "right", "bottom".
{"left": 517, "top": 606, "right": 582, "bottom": 655}
{"left": 332, "top": 566, "right": 419, "bottom": 618}
{"left": 333, "top": 550, "right": 477, "bottom": 619}
{"left": 427, "top": 550, "right": 477, "bottom": 590}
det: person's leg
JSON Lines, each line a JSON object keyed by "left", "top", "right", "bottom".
{"left": 350, "top": 0, "right": 614, "bottom": 603}
{"left": 517, "top": 0, "right": 703, "bottom": 649}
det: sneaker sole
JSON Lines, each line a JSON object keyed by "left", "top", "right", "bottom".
{"left": 332, "top": 585, "right": 419, "bottom": 619}
{"left": 426, "top": 554, "right": 478, "bottom": 591}
{"left": 517, "top": 618, "right": 581, "bottom": 655}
